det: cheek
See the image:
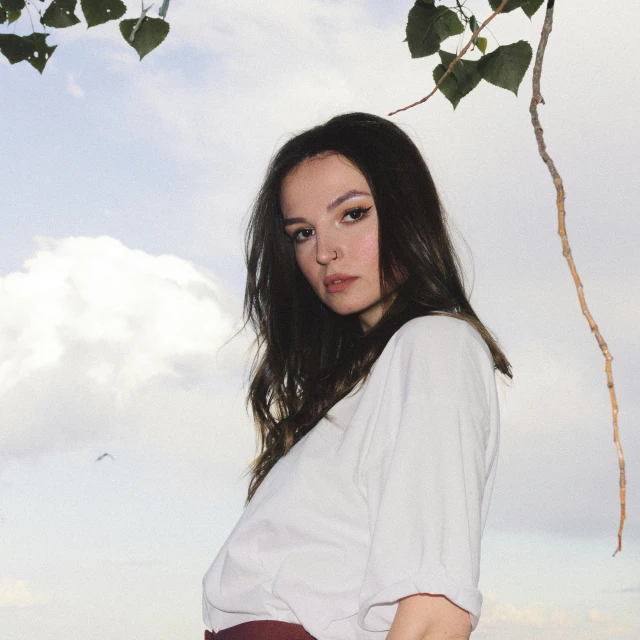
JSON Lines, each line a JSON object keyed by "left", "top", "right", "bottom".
{"left": 355, "top": 226, "right": 380, "bottom": 271}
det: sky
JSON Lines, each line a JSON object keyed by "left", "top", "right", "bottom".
{"left": 1, "top": 1, "right": 639, "bottom": 638}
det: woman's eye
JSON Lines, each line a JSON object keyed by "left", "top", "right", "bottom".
{"left": 292, "top": 228, "right": 314, "bottom": 243}
{"left": 343, "top": 206, "right": 372, "bottom": 222}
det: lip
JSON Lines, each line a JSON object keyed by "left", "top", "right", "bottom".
{"left": 324, "top": 273, "right": 358, "bottom": 293}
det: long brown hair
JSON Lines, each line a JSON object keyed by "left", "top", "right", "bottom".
{"left": 242, "top": 112, "right": 512, "bottom": 505}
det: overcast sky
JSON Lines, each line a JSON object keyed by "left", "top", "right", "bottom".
{"left": 1, "top": 1, "right": 639, "bottom": 639}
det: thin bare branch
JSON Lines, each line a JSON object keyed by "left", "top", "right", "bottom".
{"left": 388, "top": 0, "right": 509, "bottom": 116}
{"left": 529, "top": 0, "right": 626, "bottom": 556}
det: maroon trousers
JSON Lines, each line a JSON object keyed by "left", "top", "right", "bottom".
{"left": 205, "top": 620, "right": 316, "bottom": 640}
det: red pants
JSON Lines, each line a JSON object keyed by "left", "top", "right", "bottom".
{"left": 205, "top": 620, "right": 316, "bottom": 640}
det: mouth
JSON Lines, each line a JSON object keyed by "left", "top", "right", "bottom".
{"left": 324, "top": 274, "right": 358, "bottom": 293}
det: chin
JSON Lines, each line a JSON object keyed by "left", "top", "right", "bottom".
{"left": 326, "top": 299, "right": 375, "bottom": 317}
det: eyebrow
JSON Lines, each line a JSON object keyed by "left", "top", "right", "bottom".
{"left": 282, "top": 189, "right": 371, "bottom": 227}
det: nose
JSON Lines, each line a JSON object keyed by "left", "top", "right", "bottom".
{"left": 315, "top": 231, "right": 340, "bottom": 265}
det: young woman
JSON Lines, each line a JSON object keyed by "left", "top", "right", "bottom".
{"left": 202, "top": 112, "right": 512, "bottom": 640}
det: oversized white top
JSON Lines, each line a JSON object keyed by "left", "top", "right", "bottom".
{"left": 203, "top": 315, "right": 500, "bottom": 639}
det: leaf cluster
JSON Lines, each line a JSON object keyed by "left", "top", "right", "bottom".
{"left": 0, "top": 0, "right": 170, "bottom": 73}
{"left": 406, "top": 0, "right": 544, "bottom": 107}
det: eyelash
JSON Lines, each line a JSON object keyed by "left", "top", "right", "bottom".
{"left": 291, "top": 206, "right": 372, "bottom": 244}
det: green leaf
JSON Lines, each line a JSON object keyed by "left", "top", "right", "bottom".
{"left": 476, "top": 37, "right": 487, "bottom": 54}
{"left": 119, "top": 16, "right": 169, "bottom": 60}
{"left": 469, "top": 15, "right": 478, "bottom": 46}
{"left": 478, "top": 40, "right": 532, "bottom": 95}
{"left": 0, "top": 0, "right": 26, "bottom": 10}
{"left": 80, "top": 0, "right": 125, "bottom": 28}
{"left": 7, "top": 8, "right": 20, "bottom": 22}
{"left": 433, "top": 64, "right": 462, "bottom": 109}
{"left": 434, "top": 51, "right": 482, "bottom": 109}
{"left": 440, "top": 51, "right": 481, "bottom": 95}
{"left": 0, "top": 8, "right": 6, "bottom": 23}
{"left": 488, "top": 0, "right": 527, "bottom": 13}
{"left": 406, "top": 0, "right": 464, "bottom": 58}
{"left": 521, "top": 0, "right": 544, "bottom": 18}
{"left": 22, "top": 32, "right": 56, "bottom": 73}
{"left": 0, "top": 32, "right": 35, "bottom": 64}
{"left": 42, "top": 0, "right": 81, "bottom": 28}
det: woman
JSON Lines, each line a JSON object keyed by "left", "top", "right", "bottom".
{"left": 202, "top": 112, "right": 512, "bottom": 640}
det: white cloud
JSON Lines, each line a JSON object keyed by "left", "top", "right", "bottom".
{"left": 588, "top": 609, "right": 617, "bottom": 623}
{"left": 476, "top": 593, "right": 636, "bottom": 639}
{"left": 481, "top": 592, "right": 548, "bottom": 627}
{"left": 477, "top": 268, "right": 640, "bottom": 538}
{"left": 103, "top": 0, "right": 574, "bottom": 268}
{"left": 66, "top": 72, "right": 85, "bottom": 97}
{"left": 0, "top": 236, "right": 251, "bottom": 464}
{"left": 125, "top": 1, "right": 423, "bottom": 165}
{"left": 0, "top": 579, "right": 44, "bottom": 608}
{"left": 3, "top": 4, "right": 638, "bottom": 640}
{"left": 102, "top": 0, "right": 443, "bottom": 261}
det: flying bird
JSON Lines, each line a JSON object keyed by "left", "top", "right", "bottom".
{"left": 95, "top": 453, "right": 115, "bottom": 462}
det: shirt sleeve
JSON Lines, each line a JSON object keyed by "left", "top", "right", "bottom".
{"left": 357, "top": 315, "right": 500, "bottom": 632}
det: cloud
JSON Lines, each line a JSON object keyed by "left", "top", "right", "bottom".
{"left": 475, "top": 593, "right": 637, "bottom": 639}
{"left": 619, "top": 585, "right": 640, "bottom": 595}
{"left": 66, "top": 72, "right": 84, "bottom": 98}
{"left": 482, "top": 594, "right": 548, "bottom": 627}
{"left": 487, "top": 328, "right": 640, "bottom": 538}
{"left": 95, "top": 0, "right": 445, "bottom": 261}
{"left": 104, "top": 0, "right": 640, "bottom": 282}
{"left": 3, "top": 0, "right": 638, "bottom": 548}
{"left": 0, "top": 579, "right": 44, "bottom": 608}
{"left": 125, "top": 1, "right": 424, "bottom": 167}
{"left": 0, "top": 236, "right": 251, "bottom": 465}
{"left": 476, "top": 268, "right": 640, "bottom": 539}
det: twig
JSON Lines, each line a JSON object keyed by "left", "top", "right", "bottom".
{"left": 388, "top": 0, "right": 509, "bottom": 116}
{"left": 528, "top": 0, "right": 626, "bottom": 556}
{"left": 23, "top": 0, "right": 37, "bottom": 34}
{"left": 129, "top": 1, "right": 154, "bottom": 43}
{"left": 158, "top": 0, "right": 170, "bottom": 20}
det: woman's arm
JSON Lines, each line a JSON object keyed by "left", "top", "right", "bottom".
{"left": 387, "top": 593, "right": 471, "bottom": 640}
{"left": 357, "top": 317, "right": 499, "bottom": 636}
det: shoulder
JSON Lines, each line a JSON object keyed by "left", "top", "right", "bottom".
{"left": 359, "top": 315, "right": 497, "bottom": 462}
{"left": 390, "top": 314, "right": 491, "bottom": 363}
{"left": 374, "top": 315, "right": 496, "bottom": 404}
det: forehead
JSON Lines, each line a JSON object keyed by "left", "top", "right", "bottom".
{"left": 280, "top": 154, "right": 370, "bottom": 212}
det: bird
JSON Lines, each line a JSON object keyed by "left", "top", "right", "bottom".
{"left": 95, "top": 453, "right": 115, "bottom": 462}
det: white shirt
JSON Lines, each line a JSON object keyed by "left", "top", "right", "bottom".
{"left": 203, "top": 315, "right": 500, "bottom": 639}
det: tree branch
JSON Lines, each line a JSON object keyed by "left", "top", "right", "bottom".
{"left": 529, "top": 0, "right": 626, "bottom": 556}
{"left": 388, "top": 0, "right": 509, "bottom": 116}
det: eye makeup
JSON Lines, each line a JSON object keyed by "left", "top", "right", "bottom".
{"left": 289, "top": 206, "right": 373, "bottom": 244}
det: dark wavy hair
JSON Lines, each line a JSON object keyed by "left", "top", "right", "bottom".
{"left": 242, "top": 112, "right": 512, "bottom": 505}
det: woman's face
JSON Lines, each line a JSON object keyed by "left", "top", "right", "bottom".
{"left": 280, "top": 153, "right": 390, "bottom": 331}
